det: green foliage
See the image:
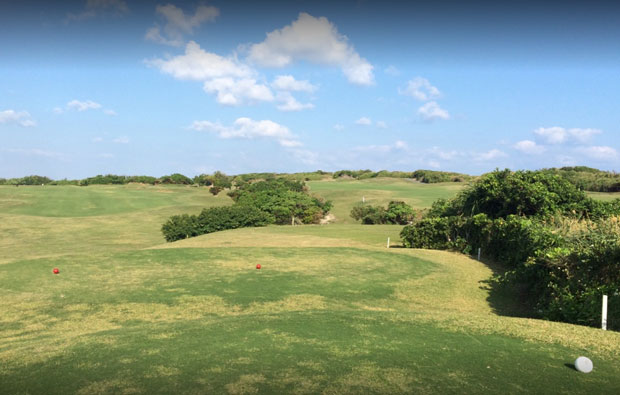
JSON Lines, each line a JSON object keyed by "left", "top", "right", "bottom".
{"left": 541, "top": 166, "right": 620, "bottom": 192}
{"left": 233, "top": 179, "right": 330, "bottom": 225}
{"left": 158, "top": 173, "right": 192, "bottom": 185}
{"left": 351, "top": 201, "right": 415, "bottom": 225}
{"left": 429, "top": 169, "right": 617, "bottom": 220}
{"left": 412, "top": 169, "right": 472, "bottom": 183}
{"left": 401, "top": 168, "right": 620, "bottom": 329}
{"left": 161, "top": 205, "right": 272, "bottom": 242}
{"left": 162, "top": 177, "right": 332, "bottom": 241}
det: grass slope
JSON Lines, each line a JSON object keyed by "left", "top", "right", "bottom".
{"left": 2, "top": 183, "right": 620, "bottom": 394}
{"left": 307, "top": 178, "right": 464, "bottom": 223}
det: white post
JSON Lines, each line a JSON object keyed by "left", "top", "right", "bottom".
{"left": 477, "top": 248, "right": 481, "bottom": 261}
{"left": 387, "top": 237, "right": 390, "bottom": 248}
{"left": 602, "top": 295, "right": 608, "bottom": 330}
{"left": 292, "top": 216, "right": 295, "bottom": 226}
{"left": 362, "top": 196, "right": 365, "bottom": 203}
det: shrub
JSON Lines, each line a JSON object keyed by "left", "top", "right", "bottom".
{"left": 351, "top": 201, "right": 415, "bottom": 225}
{"left": 161, "top": 206, "right": 273, "bottom": 242}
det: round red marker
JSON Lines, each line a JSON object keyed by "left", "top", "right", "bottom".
{"left": 53, "top": 268, "right": 59, "bottom": 274}
{"left": 256, "top": 264, "right": 261, "bottom": 270}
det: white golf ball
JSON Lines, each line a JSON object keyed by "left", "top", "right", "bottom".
{"left": 574, "top": 356, "right": 593, "bottom": 373}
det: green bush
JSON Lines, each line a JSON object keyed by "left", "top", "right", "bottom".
{"left": 351, "top": 201, "right": 415, "bottom": 225}
{"left": 161, "top": 206, "right": 273, "bottom": 242}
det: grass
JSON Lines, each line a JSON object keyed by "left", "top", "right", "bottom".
{"left": 2, "top": 181, "right": 620, "bottom": 394}
{"left": 307, "top": 178, "right": 464, "bottom": 223}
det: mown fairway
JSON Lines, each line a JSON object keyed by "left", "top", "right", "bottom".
{"left": 307, "top": 178, "right": 464, "bottom": 223}
{"left": 2, "top": 182, "right": 620, "bottom": 394}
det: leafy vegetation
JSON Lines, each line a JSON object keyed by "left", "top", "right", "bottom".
{"left": 161, "top": 205, "right": 272, "bottom": 242}
{"left": 350, "top": 201, "right": 416, "bottom": 224}
{"left": 541, "top": 166, "right": 620, "bottom": 192}
{"left": 401, "top": 169, "right": 620, "bottom": 329}
{"left": 162, "top": 178, "right": 332, "bottom": 241}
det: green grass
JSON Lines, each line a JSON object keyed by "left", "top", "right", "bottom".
{"left": 587, "top": 191, "right": 620, "bottom": 201}
{"left": 2, "top": 182, "right": 620, "bottom": 394}
{"left": 307, "top": 178, "right": 464, "bottom": 223}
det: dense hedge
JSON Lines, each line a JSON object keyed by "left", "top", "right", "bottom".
{"left": 350, "top": 201, "right": 416, "bottom": 224}
{"left": 161, "top": 205, "right": 272, "bottom": 242}
{"left": 400, "top": 169, "right": 620, "bottom": 329}
{"left": 162, "top": 178, "right": 332, "bottom": 241}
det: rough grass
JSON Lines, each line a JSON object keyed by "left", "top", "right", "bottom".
{"left": 2, "top": 183, "right": 620, "bottom": 394}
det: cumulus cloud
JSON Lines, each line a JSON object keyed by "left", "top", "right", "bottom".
{"left": 579, "top": 146, "right": 618, "bottom": 160}
{"left": 190, "top": 117, "right": 301, "bottom": 147}
{"left": 275, "top": 91, "right": 314, "bottom": 111}
{"left": 271, "top": 75, "right": 317, "bottom": 92}
{"left": 400, "top": 77, "right": 441, "bottom": 101}
{"left": 514, "top": 140, "right": 546, "bottom": 155}
{"left": 534, "top": 126, "right": 602, "bottom": 144}
{"left": 355, "top": 117, "right": 372, "bottom": 125}
{"left": 148, "top": 41, "right": 253, "bottom": 81}
{"left": 248, "top": 12, "right": 374, "bottom": 85}
{"left": 418, "top": 101, "right": 450, "bottom": 121}
{"left": 0, "top": 110, "right": 36, "bottom": 127}
{"left": 475, "top": 149, "right": 507, "bottom": 161}
{"left": 66, "top": 0, "right": 129, "bottom": 22}
{"left": 203, "top": 78, "right": 273, "bottom": 106}
{"left": 67, "top": 100, "right": 102, "bottom": 111}
{"left": 146, "top": 4, "right": 219, "bottom": 46}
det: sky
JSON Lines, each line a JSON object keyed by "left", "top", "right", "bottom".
{"left": 1, "top": 0, "right": 619, "bottom": 178}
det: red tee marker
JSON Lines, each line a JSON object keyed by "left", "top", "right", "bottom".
{"left": 53, "top": 268, "right": 59, "bottom": 274}
{"left": 256, "top": 264, "right": 261, "bottom": 270}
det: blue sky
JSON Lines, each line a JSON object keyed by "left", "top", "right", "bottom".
{"left": 1, "top": 0, "right": 619, "bottom": 178}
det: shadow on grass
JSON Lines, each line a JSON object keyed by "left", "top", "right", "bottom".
{"left": 476, "top": 256, "right": 538, "bottom": 319}
{"left": 564, "top": 363, "right": 578, "bottom": 371}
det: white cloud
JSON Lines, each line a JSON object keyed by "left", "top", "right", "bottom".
{"left": 534, "top": 126, "right": 602, "bottom": 144}
{"left": 427, "top": 146, "right": 460, "bottom": 160}
{"left": 288, "top": 149, "right": 319, "bottom": 165}
{"left": 333, "top": 124, "right": 345, "bottom": 131}
{"left": 271, "top": 75, "right": 317, "bottom": 92}
{"left": 0, "top": 110, "right": 36, "bottom": 127}
{"left": 66, "top": 0, "right": 129, "bottom": 22}
{"left": 418, "top": 101, "right": 450, "bottom": 121}
{"left": 275, "top": 91, "right": 314, "bottom": 111}
{"left": 248, "top": 12, "right": 374, "bottom": 85}
{"left": 579, "top": 146, "right": 618, "bottom": 160}
{"left": 400, "top": 77, "right": 441, "bottom": 101}
{"left": 514, "top": 140, "right": 546, "bottom": 155}
{"left": 203, "top": 78, "right": 273, "bottom": 106}
{"left": 103, "top": 109, "right": 117, "bottom": 116}
{"left": 190, "top": 117, "right": 301, "bottom": 147}
{"left": 474, "top": 149, "right": 507, "bottom": 161}
{"left": 148, "top": 41, "right": 253, "bottom": 81}
{"left": 112, "top": 136, "right": 129, "bottom": 144}
{"left": 355, "top": 117, "right": 372, "bottom": 125}
{"left": 146, "top": 4, "right": 219, "bottom": 47}
{"left": 92, "top": 137, "right": 104, "bottom": 143}
{"left": 53, "top": 107, "right": 64, "bottom": 114}
{"left": 376, "top": 121, "right": 388, "bottom": 129}
{"left": 394, "top": 140, "right": 408, "bottom": 150}
{"left": 428, "top": 160, "right": 441, "bottom": 169}
{"left": 67, "top": 100, "right": 102, "bottom": 112}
